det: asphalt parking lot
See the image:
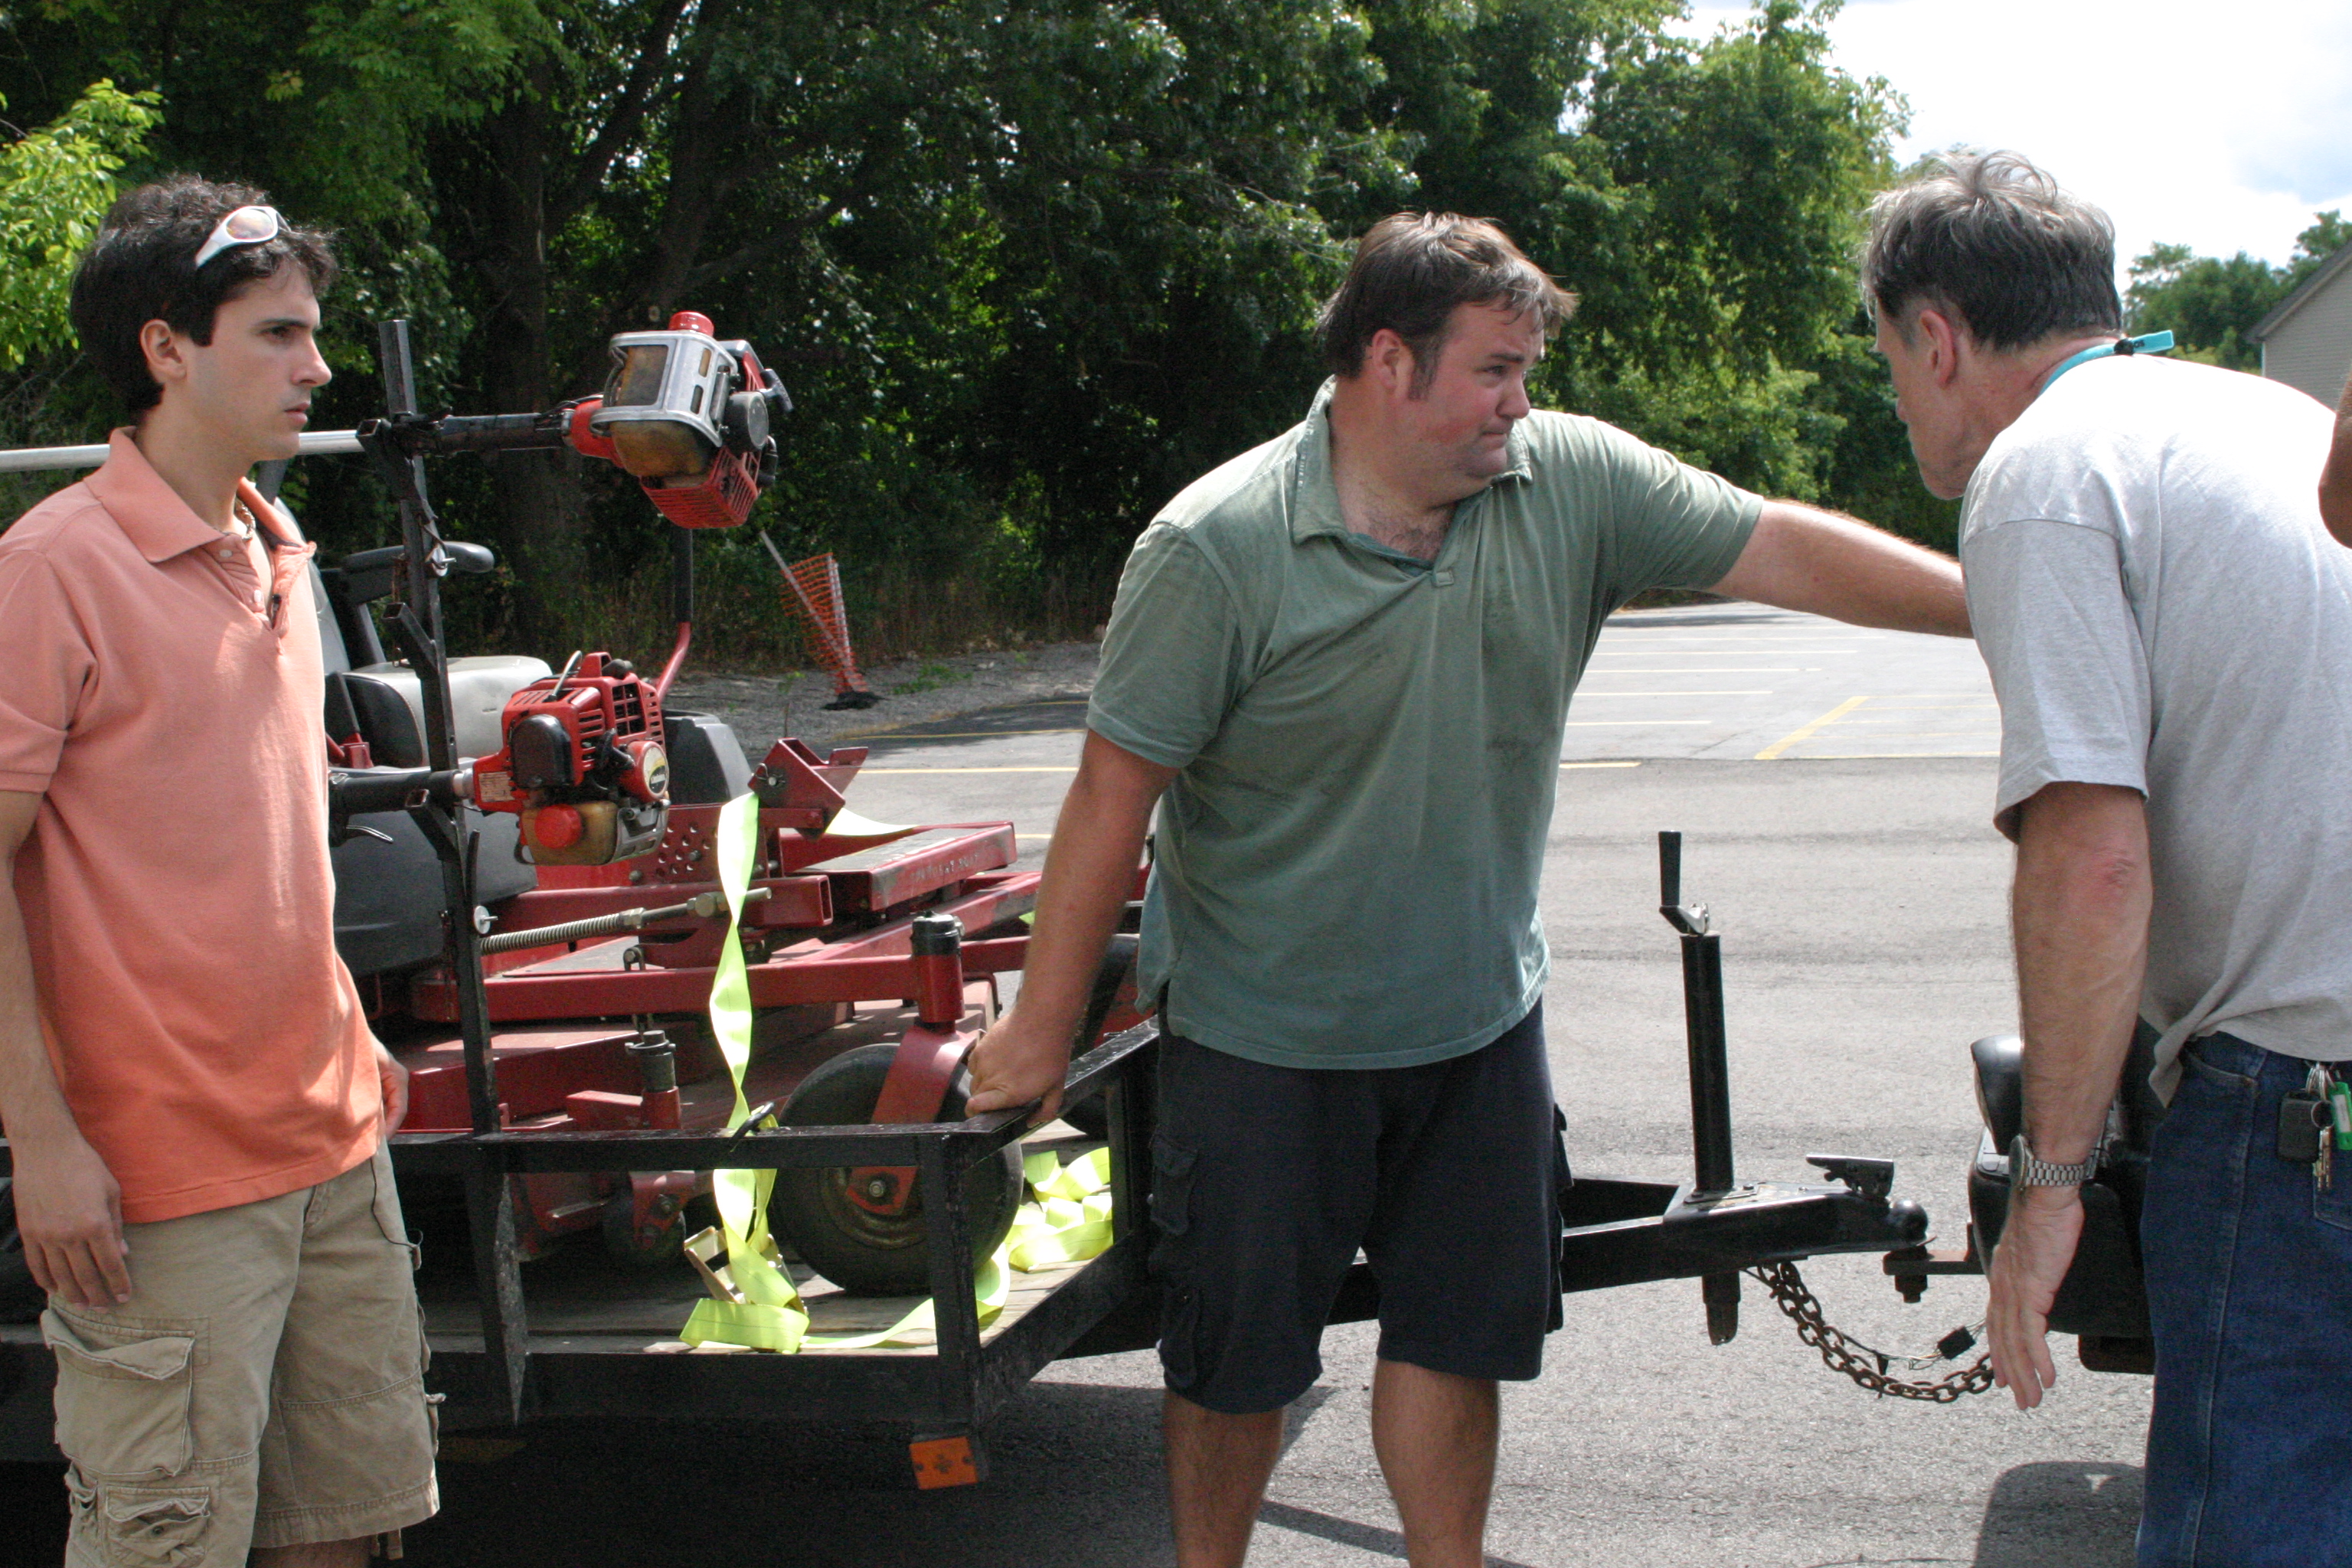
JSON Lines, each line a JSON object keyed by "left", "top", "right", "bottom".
{"left": 2, "top": 611, "right": 2157, "bottom": 1567}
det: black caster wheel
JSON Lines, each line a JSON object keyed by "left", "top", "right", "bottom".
{"left": 767, "top": 1044, "right": 1024, "bottom": 1295}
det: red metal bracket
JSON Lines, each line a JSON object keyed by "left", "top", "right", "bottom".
{"left": 750, "top": 737, "right": 867, "bottom": 832}
{"left": 845, "top": 1022, "right": 974, "bottom": 1216}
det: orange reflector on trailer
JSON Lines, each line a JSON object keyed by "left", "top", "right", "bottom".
{"left": 910, "top": 1435, "right": 982, "bottom": 1489}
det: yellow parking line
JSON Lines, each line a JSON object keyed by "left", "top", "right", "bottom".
{"left": 851, "top": 727, "right": 1086, "bottom": 741}
{"left": 1756, "top": 695, "right": 1869, "bottom": 760}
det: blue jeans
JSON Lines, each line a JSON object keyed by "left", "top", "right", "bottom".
{"left": 2138, "top": 1033, "right": 2352, "bottom": 1566}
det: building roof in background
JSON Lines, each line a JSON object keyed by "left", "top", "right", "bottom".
{"left": 2252, "top": 244, "right": 2352, "bottom": 341}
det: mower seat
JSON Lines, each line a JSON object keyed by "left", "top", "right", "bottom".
{"left": 662, "top": 710, "right": 755, "bottom": 805}
{"left": 338, "top": 656, "right": 554, "bottom": 766}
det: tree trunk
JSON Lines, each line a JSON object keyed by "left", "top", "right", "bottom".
{"left": 452, "top": 77, "right": 583, "bottom": 658}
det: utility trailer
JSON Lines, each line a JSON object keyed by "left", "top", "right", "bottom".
{"left": 0, "top": 315, "right": 1973, "bottom": 1488}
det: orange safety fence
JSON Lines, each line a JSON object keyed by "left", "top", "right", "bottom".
{"left": 758, "top": 534, "right": 880, "bottom": 710}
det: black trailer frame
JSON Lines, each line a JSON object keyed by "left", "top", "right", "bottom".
{"left": 0, "top": 321, "right": 1936, "bottom": 1475}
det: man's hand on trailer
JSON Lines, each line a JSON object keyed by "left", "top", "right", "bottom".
{"left": 1, "top": 789, "right": 133, "bottom": 1308}
{"left": 968, "top": 731, "right": 1174, "bottom": 1127}
{"left": 1985, "top": 782, "right": 2151, "bottom": 1411}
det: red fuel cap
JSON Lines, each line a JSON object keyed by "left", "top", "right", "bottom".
{"left": 534, "top": 804, "right": 584, "bottom": 849}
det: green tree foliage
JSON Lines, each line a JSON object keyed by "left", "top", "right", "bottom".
{"left": 0, "top": 1, "right": 1940, "bottom": 660}
{"left": 0, "top": 80, "right": 158, "bottom": 368}
{"left": 2127, "top": 211, "right": 2350, "bottom": 371}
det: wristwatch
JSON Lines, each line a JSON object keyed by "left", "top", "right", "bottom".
{"left": 2009, "top": 1133, "right": 2096, "bottom": 1189}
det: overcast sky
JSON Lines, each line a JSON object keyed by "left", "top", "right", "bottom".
{"left": 1676, "top": 0, "right": 2352, "bottom": 274}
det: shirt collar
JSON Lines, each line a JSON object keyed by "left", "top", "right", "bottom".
{"left": 1287, "top": 379, "right": 1535, "bottom": 546}
{"left": 83, "top": 430, "right": 305, "bottom": 562}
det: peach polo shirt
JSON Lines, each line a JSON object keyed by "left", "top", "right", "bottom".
{"left": 0, "top": 433, "right": 380, "bottom": 1223}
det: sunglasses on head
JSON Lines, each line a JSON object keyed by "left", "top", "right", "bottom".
{"left": 192, "top": 205, "right": 283, "bottom": 270}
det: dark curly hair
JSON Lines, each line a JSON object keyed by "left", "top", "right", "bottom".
{"left": 68, "top": 174, "right": 338, "bottom": 415}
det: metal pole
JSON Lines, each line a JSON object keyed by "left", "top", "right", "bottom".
{"left": 0, "top": 429, "right": 363, "bottom": 474}
{"left": 920, "top": 1133, "right": 983, "bottom": 1444}
{"left": 358, "top": 321, "right": 531, "bottom": 1423}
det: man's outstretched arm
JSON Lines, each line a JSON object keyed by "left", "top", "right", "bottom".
{"left": 1986, "top": 780, "right": 2151, "bottom": 1410}
{"left": 0, "top": 789, "right": 130, "bottom": 1308}
{"left": 2321, "top": 368, "right": 2352, "bottom": 547}
{"left": 966, "top": 730, "right": 1176, "bottom": 1125}
{"left": 1712, "top": 501, "right": 1970, "bottom": 637}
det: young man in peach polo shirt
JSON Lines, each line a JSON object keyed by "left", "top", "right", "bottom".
{"left": 0, "top": 178, "right": 438, "bottom": 1565}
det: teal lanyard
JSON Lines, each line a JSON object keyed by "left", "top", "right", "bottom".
{"left": 2041, "top": 330, "right": 2175, "bottom": 394}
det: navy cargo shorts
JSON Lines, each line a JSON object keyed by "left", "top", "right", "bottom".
{"left": 1148, "top": 1004, "right": 1566, "bottom": 1414}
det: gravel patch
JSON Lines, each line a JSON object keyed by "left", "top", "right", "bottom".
{"left": 665, "top": 639, "right": 1102, "bottom": 755}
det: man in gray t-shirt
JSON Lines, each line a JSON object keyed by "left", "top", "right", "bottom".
{"left": 1863, "top": 152, "right": 2352, "bottom": 1562}
{"left": 968, "top": 213, "right": 1968, "bottom": 1568}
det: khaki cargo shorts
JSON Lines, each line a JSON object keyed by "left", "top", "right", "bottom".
{"left": 41, "top": 1140, "right": 439, "bottom": 1565}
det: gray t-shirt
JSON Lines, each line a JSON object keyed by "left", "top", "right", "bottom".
{"left": 1961, "top": 354, "right": 2349, "bottom": 1096}
{"left": 1089, "top": 381, "right": 1759, "bottom": 1070}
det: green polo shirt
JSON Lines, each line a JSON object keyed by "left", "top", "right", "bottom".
{"left": 1086, "top": 382, "right": 1760, "bottom": 1070}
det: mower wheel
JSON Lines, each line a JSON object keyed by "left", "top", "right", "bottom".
{"left": 1058, "top": 934, "right": 1141, "bottom": 1141}
{"left": 0, "top": 1180, "right": 41, "bottom": 1323}
{"left": 600, "top": 1192, "right": 687, "bottom": 1271}
{"left": 768, "top": 1044, "right": 1023, "bottom": 1296}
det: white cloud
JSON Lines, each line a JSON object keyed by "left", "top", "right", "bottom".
{"left": 1675, "top": 0, "right": 2352, "bottom": 270}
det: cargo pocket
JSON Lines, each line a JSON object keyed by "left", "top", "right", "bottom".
{"left": 41, "top": 1310, "right": 198, "bottom": 1481}
{"left": 368, "top": 1145, "right": 422, "bottom": 1272}
{"left": 1148, "top": 1135, "right": 1197, "bottom": 1238}
{"left": 98, "top": 1485, "right": 211, "bottom": 1566}
{"left": 1148, "top": 1135, "right": 1201, "bottom": 1390}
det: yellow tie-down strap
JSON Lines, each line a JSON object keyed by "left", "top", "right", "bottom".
{"left": 680, "top": 793, "right": 1116, "bottom": 1353}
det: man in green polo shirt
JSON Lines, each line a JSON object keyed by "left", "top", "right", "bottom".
{"left": 967, "top": 212, "right": 1968, "bottom": 1568}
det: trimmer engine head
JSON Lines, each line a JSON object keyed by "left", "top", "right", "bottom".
{"left": 472, "top": 652, "right": 670, "bottom": 864}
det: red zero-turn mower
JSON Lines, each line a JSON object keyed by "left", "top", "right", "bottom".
{"left": 312, "top": 313, "right": 1142, "bottom": 1295}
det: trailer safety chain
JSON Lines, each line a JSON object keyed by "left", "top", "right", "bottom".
{"left": 1747, "top": 1261, "right": 1998, "bottom": 1403}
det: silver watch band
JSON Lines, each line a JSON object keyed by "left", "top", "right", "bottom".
{"left": 2008, "top": 1133, "right": 2095, "bottom": 1187}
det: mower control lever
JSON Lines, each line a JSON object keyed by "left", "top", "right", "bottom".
{"left": 332, "top": 541, "right": 496, "bottom": 608}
